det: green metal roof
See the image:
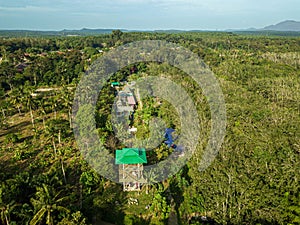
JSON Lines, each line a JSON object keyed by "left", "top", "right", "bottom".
{"left": 111, "top": 82, "right": 120, "bottom": 86}
{"left": 115, "top": 148, "right": 147, "bottom": 165}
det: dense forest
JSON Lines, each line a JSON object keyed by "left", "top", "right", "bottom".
{"left": 0, "top": 31, "right": 299, "bottom": 225}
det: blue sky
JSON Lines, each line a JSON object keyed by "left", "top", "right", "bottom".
{"left": 0, "top": 0, "right": 299, "bottom": 30}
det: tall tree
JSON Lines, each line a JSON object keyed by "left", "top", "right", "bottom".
{"left": 30, "top": 184, "right": 69, "bottom": 225}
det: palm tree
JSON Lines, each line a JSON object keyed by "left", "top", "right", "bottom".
{"left": 61, "top": 86, "right": 74, "bottom": 128}
{"left": 30, "top": 184, "right": 69, "bottom": 225}
{"left": 43, "top": 119, "right": 69, "bottom": 184}
{"left": 0, "top": 99, "right": 10, "bottom": 128}
{"left": 36, "top": 97, "right": 47, "bottom": 130}
{"left": 0, "top": 201, "right": 17, "bottom": 225}
{"left": 0, "top": 185, "right": 17, "bottom": 225}
{"left": 46, "top": 91, "right": 61, "bottom": 120}
{"left": 9, "top": 87, "right": 23, "bottom": 115}
{"left": 143, "top": 169, "right": 159, "bottom": 194}
{"left": 22, "top": 83, "right": 36, "bottom": 128}
{"left": 45, "top": 118, "right": 69, "bottom": 157}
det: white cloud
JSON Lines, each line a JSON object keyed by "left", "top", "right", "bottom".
{"left": 1, "top": 0, "right": 300, "bottom": 30}
{"left": 0, "top": 5, "right": 59, "bottom": 12}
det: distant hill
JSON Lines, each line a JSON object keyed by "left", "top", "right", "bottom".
{"left": 226, "top": 20, "right": 300, "bottom": 36}
{"left": 61, "top": 28, "right": 128, "bottom": 35}
{"left": 263, "top": 20, "right": 300, "bottom": 31}
{"left": 0, "top": 28, "right": 128, "bottom": 37}
{"left": 1, "top": 20, "right": 300, "bottom": 37}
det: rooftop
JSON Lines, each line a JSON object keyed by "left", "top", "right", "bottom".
{"left": 115, "top": 148, "right": 147, "bottom": 165}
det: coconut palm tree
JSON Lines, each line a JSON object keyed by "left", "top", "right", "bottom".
{"left": 9, "top": 87, "right": 23, "bottom": 115}
{"left": 61, "top": 86, "right": 74, "bottom": 128}
{"left": 30, "top": 184, "right": 69, "bottom": 225}
{"left": 0, "top": 201, "right": 17, "bottom": 225}
{"left": 0, "top": 184, "right": 18, "bottom": 225}
{"left": 22, "top": 83, "right": 36, "bottom": 128}
{"left": 143, "top": 169, "right": 159, "bottom": 194}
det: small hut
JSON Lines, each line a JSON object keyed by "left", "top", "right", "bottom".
{"left": 115, "top": 148, "right": 147, "bottom": 191}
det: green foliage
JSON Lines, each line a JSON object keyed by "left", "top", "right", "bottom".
{"left": 150, "top": 191, "right": 171, "bottom": 222}
{"left": 79, "top": 171, "right": 100, "bottom": 195}
{"left": 0, "top": 32, "right": 299, "bottom": 225}
{"left": 5, "top": 132, "right": 20, "bottom": 144}
{"left": 30, "top": 184, "right": 70, "bottom": 225}
{"left": 57, "top": 211, "right": 88, "bottom": 225}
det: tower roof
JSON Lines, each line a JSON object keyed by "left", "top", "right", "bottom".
{"left": 115, "top": 148, "right": 147, "bottom": 164}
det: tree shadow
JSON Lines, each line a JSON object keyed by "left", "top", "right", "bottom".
{"left": 248, "top": 218, "right": 280, "bottom": 225}
{"left": 0, "top": 120, "right": 31, "bottom": 138}
{"left": 0, "top": 143, "right": 44, "bottom": 178}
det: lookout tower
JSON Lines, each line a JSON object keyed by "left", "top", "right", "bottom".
{"left": 115, "top": 148, "right": 147, "bottom": 191}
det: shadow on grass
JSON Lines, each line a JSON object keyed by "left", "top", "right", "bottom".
{"left": 0, "top": 120, "right": 31, "bottom": 138}
{"left": 0, "top": 144, "right": 44, "bottom": 177}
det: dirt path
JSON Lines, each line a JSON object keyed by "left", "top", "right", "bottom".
{"left": 168, "top": 211, "right": 178, "bottom": 225}
{"left": 168, "top": 193, "right": 178, "bottom": 225}
{"left": 95, "top": 220, "right": 115, "bottom": 225}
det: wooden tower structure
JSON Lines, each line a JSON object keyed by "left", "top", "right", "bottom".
{"left": 115, "top": 148, "right": 147, "bottom": 191}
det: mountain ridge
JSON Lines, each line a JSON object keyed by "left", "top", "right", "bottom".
{"left": 263, "top": 20, "right": 300, "bottom": 31}
{"left": 1, "top": 20, "right": 300, "bottom": 36}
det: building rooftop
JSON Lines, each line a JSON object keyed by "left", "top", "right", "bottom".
{"left": 115, "top": 148, "right": 147, "bottom": 165}
{"left": 127, "top": 95, "right": 136, "bottom": 105}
